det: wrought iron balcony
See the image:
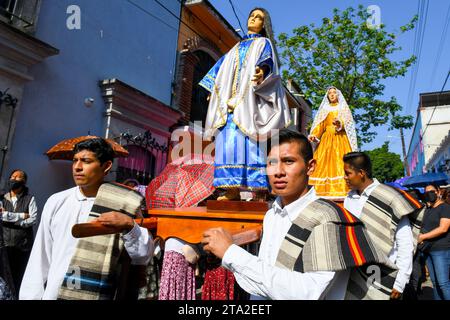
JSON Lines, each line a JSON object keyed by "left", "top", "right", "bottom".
{"left": 0, "top": 0, "right": 40, "bottom": 33}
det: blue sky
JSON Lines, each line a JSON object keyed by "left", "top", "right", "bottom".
{"left": 209, "top": 0, "right": 450, "bottom": 157}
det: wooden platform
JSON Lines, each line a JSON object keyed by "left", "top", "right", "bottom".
{"left": 148, "top": 206, "right": 265, "bottom": 244}
{"left": 206, "top": 200, "right": 269, "bottom": 212}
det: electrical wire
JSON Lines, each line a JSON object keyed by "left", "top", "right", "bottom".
{"left": 228, "top": 0, "right": 245, "bottom": 35}
{"left": 429, "top": 3, "right": 450, "bottom": 88}
{"left": 421, "top": 69, "right": 450, "bottom": 137}
{"left": 406, "top": 0, "right": 429, "bottom": 114}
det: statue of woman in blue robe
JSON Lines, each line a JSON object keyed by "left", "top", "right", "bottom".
{"left": 199, "top": 8, "right": 291, "bottom": 200}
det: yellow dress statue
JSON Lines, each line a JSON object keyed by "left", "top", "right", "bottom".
{"left": 308, "top": 87, "right": 358, "bottom": 199}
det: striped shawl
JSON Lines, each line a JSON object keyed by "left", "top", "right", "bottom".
{"left": 358, "top": 184, "right": 424, "bottom": 255}
{"left": 345, "top": 184, "right": 425, "bottom": 299}
{"left": 57, "top": 183, "right": 144, "bottom": 300}
{"left": 275, "top": 198, "right": 398, "bottom": 300}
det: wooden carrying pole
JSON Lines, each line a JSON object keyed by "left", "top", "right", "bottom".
{"left": 71, "top": 217, "right": 158, "bottom": 238}
{"left": 71, "top": 206, "right": 265, "bottom": 246}
{"left": 72, "top": 218, "right": 261, "bottom": 246}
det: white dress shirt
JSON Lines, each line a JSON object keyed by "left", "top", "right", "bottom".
{"left": 344, "top": 179, "right": 414, "bottom": 292}
{"left": 19, "top": 187, "right": 153, "bottom": 300}
{"left": 222, "top": 188, "right": 347, "bottom": 300}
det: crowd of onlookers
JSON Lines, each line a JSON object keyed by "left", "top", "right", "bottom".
{"left": 402, "top": 185, "right": 450, "bottom": 300}
{"left": 0, "top": 139, "right": 448, "bottom": 300}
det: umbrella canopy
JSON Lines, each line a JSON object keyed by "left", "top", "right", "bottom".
{"left": 385, "top": 182, "right": 408, "bottom": 190}
{"left": 403, "top": 172, "right": 449, "bottom": 188}
{"left": 394, "top": 176, "right": 411, "bottom": 185}
{"left": 45, "top": 135, "right": 129, "bottom": 160}
{"left": 146, "top": 154, "right": 214, "bottom": 208}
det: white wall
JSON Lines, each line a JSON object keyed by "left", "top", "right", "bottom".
{"left": 420, "top": 104, "right": 450, "bottom": 165}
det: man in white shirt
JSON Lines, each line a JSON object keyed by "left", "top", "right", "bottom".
{"left": 201, "top": 129, "right": 355, "bottom": 299}
{"left": 19, "top": 138, "right": 153, "bottom": 300}
{"left": 343, "top": 151, "right": 418, "bottom": 300}
{"left": 202, "top": 130, "right": 401, "bottom": 300}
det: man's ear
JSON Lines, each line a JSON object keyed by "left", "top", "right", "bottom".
{"left": 306, "top": 159, "right": 316, "bottom": 176}
{"left": 359, "top": 169, "right": 367, "bottom": 180}
{"left": 103, "top": 160, "right": 113, "bottom": 175}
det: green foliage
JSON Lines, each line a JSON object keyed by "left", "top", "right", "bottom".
{"left": 389, "top": 114, "right": 414, "bottom": 130}
{"left": 365, "top": 142, "right": 405, "bottom": 182}
{"left": 278, "top": 5, "right": 416, "bottom": 144}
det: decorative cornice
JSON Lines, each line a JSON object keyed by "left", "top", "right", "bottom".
{"left": 426, "top": 131, "right": 450, "bottom": 169}
{"left": 100, "top": 78, "right": 182, "bottom": 131}
{"left": 0, "top": 20, "right": 58, "bottom": 82}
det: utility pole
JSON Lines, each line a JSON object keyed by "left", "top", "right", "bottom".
{"left": 400, "top": 127, "right": 410, "bottom": 176}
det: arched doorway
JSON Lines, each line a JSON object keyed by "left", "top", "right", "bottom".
{"left": 116, "top": 145, "right": 156, "bottom": 185}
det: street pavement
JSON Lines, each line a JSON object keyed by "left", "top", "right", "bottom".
{"left": 418, "top": 277, "right": 434, "bottom": 300}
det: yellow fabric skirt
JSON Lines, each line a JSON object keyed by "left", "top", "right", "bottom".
{"left": 309, "top": 125, "right": 352, "bottom": 198}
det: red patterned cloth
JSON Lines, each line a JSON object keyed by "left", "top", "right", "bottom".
{"left": 158, "top": 251, "right": 196, "bottom": 300}
{"left": 146, "top": 154, "right": 214, "bottom": 208}
{"left": 201, "top": 265, "right": 235, "bottom": 300}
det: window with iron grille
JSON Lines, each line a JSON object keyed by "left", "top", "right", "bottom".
{"left": 0, "top": 0, "right": 40, "bottom": 33}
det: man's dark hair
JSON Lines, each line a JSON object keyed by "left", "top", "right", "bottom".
{"left": 9, "top": 169, "right": 28, "bottom": 183}
{"left": 73, "top": 138, "right": 114, "bottom": 164}
{"left": 343, "top": 152, "right": 373, "bottom": 179}
{"left": 268, "top": 129, "right": 313, "bottom": 162}
{"left": 441, "top": 188, "right": 449, "bottom": 201}
{"left": 426, "top": 184, "right": 440, "bottom": 191}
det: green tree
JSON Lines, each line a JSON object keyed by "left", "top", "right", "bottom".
{"left": 366, "top": 142, "right": 404, "bottom": 182}
{"left": 278, "top": 5, "right": 417, "bottom": 144}
{"left": 389, "top": 112, "right": 414, "bottom": 131}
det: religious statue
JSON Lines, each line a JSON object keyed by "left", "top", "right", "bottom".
{"left": 199, "top": 7, "right": 291, "bottom": 201}
{"left": 308, "top": 86, "right": 358, "bottom": 199}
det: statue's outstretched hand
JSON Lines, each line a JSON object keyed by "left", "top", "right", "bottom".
{"left": 252, "top": 66, "right": 264, "bottom": 85}
{"left": 308, "top": 135, "right": 319, "bottom": 143}
{"left": 332, "top": 118, "right": 343, "bottom": 131}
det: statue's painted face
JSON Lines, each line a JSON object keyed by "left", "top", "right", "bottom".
{"left": 327, "top": 88, "right": 338, "bottom": 104}
{"left": 248, "top": 9, "right": 265, "bottom": 34}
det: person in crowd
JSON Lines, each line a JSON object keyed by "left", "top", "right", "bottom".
{"left": 418, "top": 184, "right": 449, "bottom": 300}
{"left": 201, "top": 129, "right": 397, "bottom": 300}
{"left": 343, "top": 152, "right": 424, "bottom": 299}
{"left": 0, "top": 196, "right": 14, "bottom": 300}
{"left": 1, "top": 169, "right": 38, "bottom": 294}
{"left": 19, "top": 138, "right": 153, "bottom": 300}
{"left": 403, "top": 188, "right": 427, "bottom": 300}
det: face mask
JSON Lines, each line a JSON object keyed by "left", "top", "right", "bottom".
{"left": 424, "top": 191, "right": 437, "bottom": 203}
{"left": 8, "top": 179, "right": 25, "bottom": 190}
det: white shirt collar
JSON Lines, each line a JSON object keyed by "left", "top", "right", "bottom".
{"left": 362, "top": 178, "right": 380, "bottom": 197}
{"left": 75, "top": 186, "right": 96, "bottom": 202}
{"left": 347, "top": 178, "right": 380, "bottom": 199}
{"left": 272, "top": 187, "right": 318, "bottom": 221}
